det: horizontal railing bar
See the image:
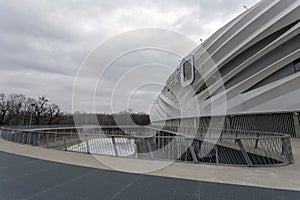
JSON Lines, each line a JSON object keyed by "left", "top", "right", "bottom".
{"left": 1, "top": 130, "right": 290, "bottom": 140}
{"left": 1, "top": 126, "right": 290, "bottom": 137}
{"left": 1, "top": 125, "right": 290, "bottom": 137}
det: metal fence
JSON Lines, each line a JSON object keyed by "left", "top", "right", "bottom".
{"left": 228, "top": 113, "right": 297, "bottom": 138}
{"left": 0, "top": 126, "right": 294, "bottom": 167}
{"left": 152, "top": 112, "right": 300, "bottom": 138}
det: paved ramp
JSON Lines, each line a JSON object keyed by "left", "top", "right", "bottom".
{"left": 0, "top": 151, "right": 299, "bottom": 200}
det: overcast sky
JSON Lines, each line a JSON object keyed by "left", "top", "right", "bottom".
{"left": 0, "top": 0, "right": 260, "bottom": 114}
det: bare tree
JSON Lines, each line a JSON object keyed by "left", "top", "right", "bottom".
{"left": 46, "top": 103, "right": 61, "bottom": 125}
{"left": 0, "top": 93, "right": 10, "bottom": 125}
{"left": 0, "top": 93, "right": 149, "bottom": 126}
{"left": 32, "top": 96, "right": 48, "bottom": 125}
{"left": 23, "top": 97, "right": 36, "bottom": 125}
{"left": 6, "top": 94, "right": 26, "bottom": 125}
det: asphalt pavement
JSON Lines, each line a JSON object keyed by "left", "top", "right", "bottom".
{"left": 0, "top": 151, "right": 299, "bottom": 200}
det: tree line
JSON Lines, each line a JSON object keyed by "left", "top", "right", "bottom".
{"left": 0, "top": 93, "right": 150, "bottom": 126}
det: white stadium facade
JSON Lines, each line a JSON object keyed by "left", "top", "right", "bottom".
{"left": 150, "top": 0, "right": 300, "bottom": 138}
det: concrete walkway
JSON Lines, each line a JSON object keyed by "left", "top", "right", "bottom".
{"left": 1, "top": 138, "right": 300, "bottom": 191}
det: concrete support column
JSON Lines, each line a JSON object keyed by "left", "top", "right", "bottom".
{"left": 293, "top": 113, "right": 300, "bottom": 138}
{"left": 193, "top": 118, "right": 198, "bottom": 136}
{"left": 225, "top": 116, "right": 231, "bottom": 130}
{"left": 157, "top": 132, "right": 161, "bottom": 148}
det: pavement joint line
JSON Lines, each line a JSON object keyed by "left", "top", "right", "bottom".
{"left": 24, "top": 170, "right": 97, "bottom": 200}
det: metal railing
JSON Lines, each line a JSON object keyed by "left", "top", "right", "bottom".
{"left": 152, "top": 112, "right": 300, "bottom": 138}
{"left": 0, "top": 126, "right": 294, "bottom": 167}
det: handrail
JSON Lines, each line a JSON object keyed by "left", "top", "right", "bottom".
{"left": 1, "top": 125, "right": 291, "bottom": 137}
{"left": 0, "top": 126, "right": 294, "bottom": 167}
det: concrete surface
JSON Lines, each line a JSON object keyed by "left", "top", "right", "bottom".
{"left": 1, "top": 138, "right": 300, "bottom": 192}
{"left": 1, "top": 151, "right": 300, "bottom": 200}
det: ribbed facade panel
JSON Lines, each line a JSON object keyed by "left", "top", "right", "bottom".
{"left": 150, "top": 0, "right": 300, "bottom": 136}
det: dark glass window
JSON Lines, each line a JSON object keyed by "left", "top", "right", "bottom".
{"left": 181, "top": 56, "right": 195, "bottom": 87}
{"left": 294, "top": 58, "right": 300, "bottom": 72}
{"left": 183, "top": 60, "right": 192, "bottom": 81}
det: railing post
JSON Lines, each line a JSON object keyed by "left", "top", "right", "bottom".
{"left": 14, "top": 132, "right": 17, "bottom": 143}
{"left": 236, "top": 139, "right": 253, "bottom": 167}
{"left": 111, "top": 136, "right": 119, "bottom": 156}
{"left": 226, "top": 116, "right": 231, "bottom": 130}
{"left": 281, "top": 137, "right": 286, "bottom": 156}
{"left": 188, "top": 145, "right": 198, "bottom": 163}
{"left": 85, "top": 134, "right": 90, "bottom": 154}
{"left": 26, "top": 132, "right": 29, "bottom": 144}
{"left": 293, "top": 113, "right": 300, "bottom": 138}
{"left": 55, "top": 130, "right": 57, "bottom": 142}
{"left": 145, "top": 138, "right": 154, "bottom": 160}
{"left": 255, "top": 132, "right": 259, "bottom": 148}
{"left": 215, "top": 146, "right": 219, "bottom": 164}
{"left": 200, "top": 128, "right": 203, "bottom": 138}
{"left": 157, "top": 132, "right": 161, "bottom": 148}
{"left": 17, "top": 131, "right": 21, "bottom": 143}
{"left": 46, "top": 133, "right": 49, "bottom": 148}
{"left": 234, "top": 130, "right": 238, "bottom": 144}
{"left": 193, "top": 118, "right": 197, "bottom": 136}
{"left": 32, "top": 133, "right": 36, "bottom": 146}
{"left": 2, "top": 129, "right": 5, "bottom": 139}
{"left": 63, "top": 134, "right": 67, "bottom": 151}
{"left": 37, "top": 133, "right": 40, "bottom": 146}
{"left": 134, "top": 137, "right": 138, "bottom": 158}
{"left": 26, "top": 132, "right": 30, "bottom": 144}
{"left": 30, "top": 132, "right": 33, "bottom": 144}
{"left": 281, "top": 137, "right": 294, "bottom": 163}
{"left": 9, "top": 131, "right": 13, "bottom": 141}
{"left": 22, "top": 132, "right": 25, "bottom": 144}
{"left": 187, "top": 139, "right": 198, "bottom": 163}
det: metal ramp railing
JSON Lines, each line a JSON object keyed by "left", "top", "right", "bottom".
{"left": 0, "top": 126, "right": 294, "bottom": 167}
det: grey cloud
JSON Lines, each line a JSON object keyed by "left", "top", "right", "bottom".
{"left": 0, "top": 0, "right": 260, "bottom": 113}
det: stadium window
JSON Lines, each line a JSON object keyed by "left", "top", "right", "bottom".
{"left": 294, "top": 58, "right": 300, "bottom": 72}
{"left": 180, "top": 56, "right": 195, "bottom": 87}
{"left": 183, "top": 59, "right": 192, "bottom": 81}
